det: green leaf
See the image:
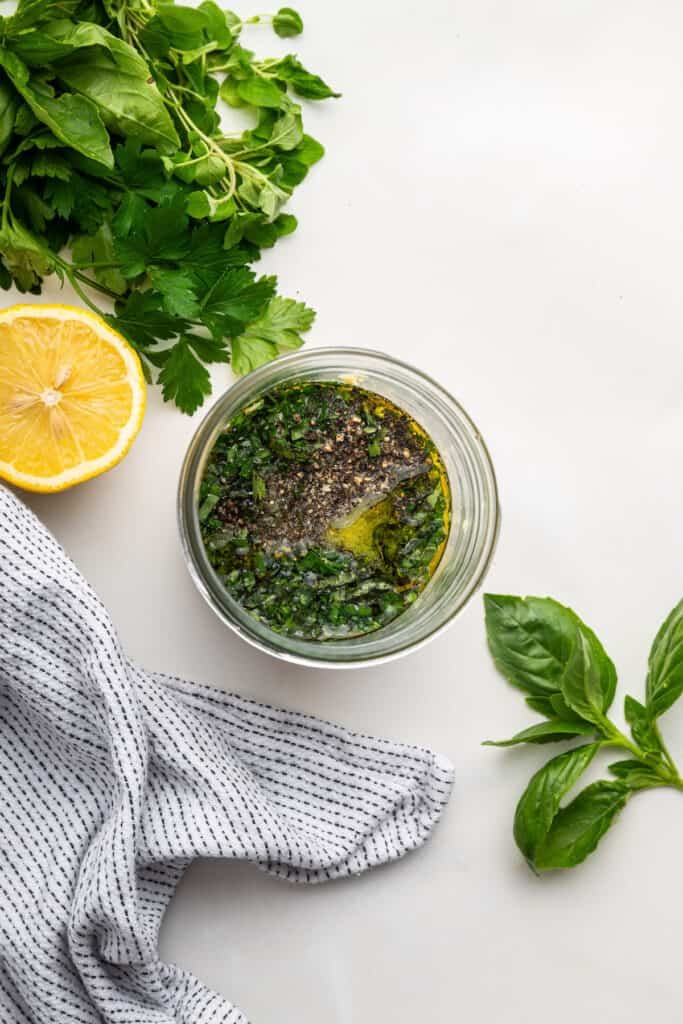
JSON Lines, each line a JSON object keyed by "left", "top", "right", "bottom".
{"left": 0, "top": 218, "right": 54, "bottom": 291}
{"left": 184, "top": 332, "right": 229, "bottom": 363}
{"left": 268, "top": 107, "right": 303, "bottom": 150}
{"left": 484, "top": 594, "right": 615, "bottom": 701}
{"left": 149, "top": 267, "right": 200, "bottom": 317}
{"left": 646, "top": 598, "right": 683, "bottom": 718}
{"left": 219, "top": 76, "right": 245, "bottom": 107}
{"left": 157, "top": 336, "right": 211, "bottom": 414}
{"left": 513, "top": 743, "right": 600, "bottom": 868}
{"left": 110, "top": 290, "right": 185, "bottom": 350}
{"left": 0, "top": 51, "right": 113, "bottom": 167}
{"left": 185, "top": 190, "right": 235, "bottom": 222}
{"left": 198, "top": 0, "right": 233, "bottom": 48}
{"left": 71, "top": 223, "right": 126, "bottom": 295}
{"left": 273, "top": 7, "right": 304, "bottom": 37}
{"left": 292, "top": 133, "right": 325, "bottom": 166}
{"left": 56, "top": 47, "right": 179, "bottom": 154}
{"left": 560, "top": 630, "right": 614, "bottom": 727}
{"left": 236, "top": 74, "right": 283, "bottom": 109}
{"left": 201, "top": 268, "right": 276, "bottom": 337}
{"left": 548, "top": 692, "right": 588, "bottom": 724}
{"left": 483, "top": 720, "right": 596, "bottom": 747}
{"left": 525, "top": 696, "right": 556, "bottom": 717}
{"left": 623, "top": 696, "right": 662, "bottom": 754}
{"left": 114, "top": 199, "right": 191, "bottom": 277}
{"left": 154, "top": 3, "right": 209, "bottom": 49}
{"left": 230, "top": 295, "right": 314, "bottom": 374}
{"left": 533, "top": 781, "right": 629, "bottom": 870}
{"left": 0, "top": 74, "right": 18, "bottom": 157}
{"left": 243, "top": 212, "right": 297, "bottom": 247}
{"left": 608, "top": 759, "right": 666, "bottom": 790}
{"left": 269, "top": 55, "right": 340, "bottom": 100}
{"left": 8, "top": 0, "right": 81, "bottom": 32}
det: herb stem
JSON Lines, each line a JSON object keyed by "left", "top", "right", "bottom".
{"left": 2, "top": 163, "right": 14, "bottom": 231}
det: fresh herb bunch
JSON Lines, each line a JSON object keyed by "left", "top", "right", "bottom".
{"left": 0, "top": 0, "right": 338, "bottom": 412}
{"left": 484, "top": 594, "right": 683, "bottom": 872}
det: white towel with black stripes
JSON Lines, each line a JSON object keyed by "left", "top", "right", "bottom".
{"left": 0, "top": 485, "right": 454, "bottom": 1024}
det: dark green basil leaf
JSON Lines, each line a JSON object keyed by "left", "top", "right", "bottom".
{"left": 549, "top": 692, "right": 589, "bottom": 724}
{"left": 56, "top": 48, "right": 179, "bottom": 154}
{"left": 10, "top": 29, "right": 77, "bottom": 64}
{"left": 483, "top": 720, "right": 596, "bottom": 747}
{"left": 484, "top": 594, "right": 614, "bottom": 700}
{"left": 513, "top": 742, "right": 600, "bottom": 867}
{"left": 525, "top": 696, "right": 555, "bottom": 717}
{"left": 560, "top": 631, "right": 615, "bottom": 726}
{"left": 624, "top": 696, "right": 661, "bottom": 754}
{"left": 0, "top": 51, "right": 113, "bottom": 167}
{"left": 273, "top": 7, "right": 304, "bottom": 37}
{"left": 8, "top": 0, "right": 80, "bottom": 32}
{"left": 608, "top": 759, "right": 665, "bottom": 790}
{"left": 646, "top": 598, "right": 683, "bottom": 718}
{"left": 533, "top": 781, "right": 629, "bottom": 870}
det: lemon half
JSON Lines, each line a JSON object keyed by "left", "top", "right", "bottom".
{"left": 0, "top": 304, "right": 146, "bottom": 492}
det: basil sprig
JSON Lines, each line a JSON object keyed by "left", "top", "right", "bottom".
{"left": 484, "top": 594, "right": 683, "bottom": 872}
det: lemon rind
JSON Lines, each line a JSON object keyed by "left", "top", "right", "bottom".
{"left": 0, "top": 303, "right": 146, "bottom": 493}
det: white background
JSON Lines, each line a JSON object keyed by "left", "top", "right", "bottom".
{"left": 17, "top": 1, "right": 683, "bottom": 1020}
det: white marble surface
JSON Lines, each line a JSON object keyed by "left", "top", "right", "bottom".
{"left": 18, "top": 0, "right": 683, "bottom": 1019}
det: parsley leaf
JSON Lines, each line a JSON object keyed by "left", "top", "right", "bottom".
{"left": 231, "top": 295, "right": 314, "bottom": 374}
{"left": 156, "top": 335, "right": 212, "bottom": 415}
{"left": 201, "top": 268, "right": 276, "bottom": 337}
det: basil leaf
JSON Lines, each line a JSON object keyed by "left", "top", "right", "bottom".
{"left": 623, "top": 696, "right": 661, "bottom": 754}
{"left": 483, "top": 720, "right": 596, "bottom": 747}
{"left": 0, "top": 50, "right": 113, "bottom": 167}
{"left": 560, "top": 630, "right": 616, "bottom": 726}
{"left": 549, "top": 692, "right": 588, "bottom": 724}
{"left": 513, "top": 742, "right": 600, "bottom": 868}
{"left": 56, "top": 48, "right": 179, "bottom": 154}
{"left": 533, "top": 781, "right": 629, "bottom": 870}
{"left": 608, "top": 759, "right": 665, "bottom": 790}
{"left": 484, "top": 594, "right": 608, "bottom": 699}
{"left": 8, "top": 0, "right": 80, "bottom": 32}
{"left": 646, "top": 598, "right": 683, "bottom": 718}
{"left": 525, "top": 696, "right": 555, "bottom": 717}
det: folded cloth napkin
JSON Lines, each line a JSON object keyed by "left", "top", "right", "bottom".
{"left": 0, "top": 485, "right": 454, "bottom": 1024}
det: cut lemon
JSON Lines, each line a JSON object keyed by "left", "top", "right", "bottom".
{"left": 0, "top": 304, "right": 146, "bottom": 493}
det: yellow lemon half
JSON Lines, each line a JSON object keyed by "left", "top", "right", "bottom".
{"left": 0, "top": 304, "right": 146, "bottom": 492}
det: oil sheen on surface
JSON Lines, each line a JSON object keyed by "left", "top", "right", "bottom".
{"left": 199, "top": 381, "right": 451, "bottom": 640}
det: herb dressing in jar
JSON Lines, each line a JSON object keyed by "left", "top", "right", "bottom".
{"left": 198, "top": 381, "right": 451, "bottom": 640}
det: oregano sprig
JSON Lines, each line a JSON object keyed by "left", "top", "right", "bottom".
{"left": 483, "top": 594, "right": 683, "bottom": 872}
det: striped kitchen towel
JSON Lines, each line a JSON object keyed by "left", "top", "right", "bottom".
{"left": 0, "top": 485, "right": 454, "bottom": 1024}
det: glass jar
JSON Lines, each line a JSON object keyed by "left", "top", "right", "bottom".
{"left": 178, "top": 347, "right": 499, "bottom": 668}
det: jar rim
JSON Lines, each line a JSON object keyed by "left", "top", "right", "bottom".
{"left": 177, "top": 346, "right": 500, "bottom": 668}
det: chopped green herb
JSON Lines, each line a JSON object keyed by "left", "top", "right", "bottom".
{"left": 199, "top": 381, "right": 450, "bottom": 639}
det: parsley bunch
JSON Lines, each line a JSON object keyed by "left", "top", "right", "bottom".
{"left": 0, "top": 0, "right": 338, "bottom": 411}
